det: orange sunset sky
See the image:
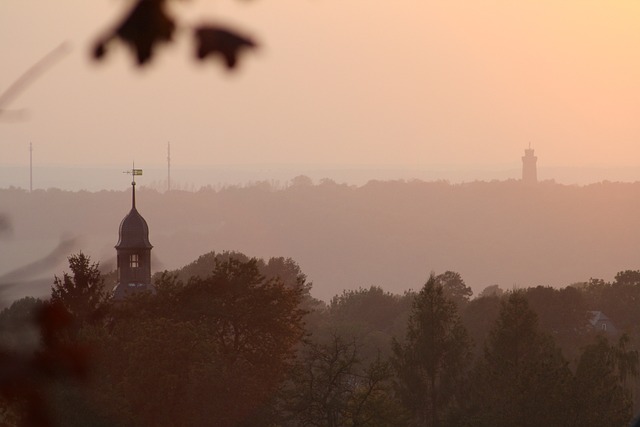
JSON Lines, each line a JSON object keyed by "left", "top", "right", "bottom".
{"left": 1, "top": 1, "right": 640, "bottom": 185}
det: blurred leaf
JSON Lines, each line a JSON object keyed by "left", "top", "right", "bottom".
{"left": 94, "top": 0, "right": 176, "bottom": 65}
{"left": 194, "top": 25, "right": 257, "bottom": 70}
{"left": 0, "top": 301, "right": 89, "bottom": 427}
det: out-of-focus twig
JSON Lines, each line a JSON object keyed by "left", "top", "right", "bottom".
{"left": 0, "top": 236, "right": 78, "bottom": 283}
{"left": 0, "top": 43, "right": 71, "bottom": 119}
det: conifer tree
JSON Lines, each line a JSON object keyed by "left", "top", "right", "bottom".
{"left": 467, "top": 292, "right": 571, "bottom": 427}
{"left": 572, "top": 335, "right": 637, "bottom": 427}
{"left": 51, "top": 252, "right": 108, "bottom": 325}
{"left": 392, "top": 274, "right": 471, "bottom": 427}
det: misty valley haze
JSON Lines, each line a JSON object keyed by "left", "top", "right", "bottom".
{"left": 2, "top": 178, "right": 640, "bottom": 302}
{"left": 4, "top": 0, "right": 640, "bottom": 424}
{"left": 4, "top": 177, "right": 640, "bottom": 426}
{"left": 9, "top": 163, "right": 640, "bottom": 191}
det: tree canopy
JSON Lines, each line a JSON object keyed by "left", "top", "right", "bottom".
{"left": 392, "top": 274, "right": 471, "bottom": 427}
{"left": 50, "top": 252, "right": 108, "bottom": 327}
{"left": 3, "top": 253, "right": 640, "bottom": 427}
{"left": 88, "top": 256, "right": 306, "bottom": 427}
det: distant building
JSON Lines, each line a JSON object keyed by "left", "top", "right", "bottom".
{"left": 113, "top": 171, "right": 154, "bottom": 300}
{"left": 589, "top": 311, "right": 618, "bottom": 335}
{"left": 522, "top": 145, "right": 538, "bottom": 184}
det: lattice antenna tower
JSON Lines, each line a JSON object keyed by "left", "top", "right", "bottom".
{"left": 29, "top": 142, "right": 33, "bottom": 192}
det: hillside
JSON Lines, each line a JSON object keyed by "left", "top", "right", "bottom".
{"left": 2, "top": 178, "right": 640, "bottom": 301}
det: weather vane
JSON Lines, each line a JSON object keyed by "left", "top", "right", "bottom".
{"left": 123, "top": 163, "right": 143, "bottom": 185}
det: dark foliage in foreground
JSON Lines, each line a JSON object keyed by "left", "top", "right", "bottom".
{"left": 88, "top": 258, "right": 306, "bottom": 427}
{"left": 2, "top": 254, "right": 640, "bottom": 426}
{"left": 93, "top": 0, "right": 257, "bottom": 70}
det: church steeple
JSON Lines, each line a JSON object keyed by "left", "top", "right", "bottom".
{"left": 113, "top": 168, "right": 153, "bottom": 300}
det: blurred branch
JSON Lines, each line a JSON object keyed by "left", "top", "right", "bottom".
{"left": 0, "top": 214, "right": 11, "bottom": 237}
{"left": 0, "top": 237, "right": 78, "bottom": 286}
{"left": 0, "top": 43, "right": 70, "bottom": 119}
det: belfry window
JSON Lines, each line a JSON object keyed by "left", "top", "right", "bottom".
{"left": 130, "top": 254, "right": 139, "bottom": 268}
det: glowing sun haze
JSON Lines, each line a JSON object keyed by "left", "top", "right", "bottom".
{"left": 1, "top": 1, "right": 640, "bottom": 186}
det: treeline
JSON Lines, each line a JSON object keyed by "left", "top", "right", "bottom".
{"left": 4, "top": 179, "right": 640, "bottom": 301}
{"left": 1, "top": 251, "right": 640, "bottom": 426}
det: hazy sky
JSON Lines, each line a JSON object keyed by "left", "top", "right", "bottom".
{"left": 2, "top": 1, "right": 640, "bottom": 184}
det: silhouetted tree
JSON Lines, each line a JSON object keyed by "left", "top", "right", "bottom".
{"left": 86, "top": 257, "right": 306, "bottom": 427}
{"left": 0, "top": 297, "right": 43, "bottom": 353}
{"left": 0, "top": 297, "right": 44, "bottom": 424}
{"left": 0, "top": 300, "right": 89, "bottom": 427}
{"left": 392, "top": 274, "right": 471, "bottom": 427}
{"left": 50, "top": 252, "right": 108, "bottom": 327}
{"left": 572, "top": 335, "right": 637, "bottom": 426}
{"left": 466, "top": 292, "right": 572, "bottom": 427}
{"left": 283, "top": 334, "right": 405, "bottom": 427}
{"left": 435, "top": 271, "right": 472, "bottom": 308}
{"left": 460, "top": 292, "right": 502, "bottom": 357}
{"left": 582, "top": 273, "right": 640, "bottom": 336}
{"left": 327, "top": 286, "right": 412, "bottom": 361}
{"left": 524, "top": 286, "right": 590, "bottom": 362}
{"left": 477, "top": 284, "right": 503, "bottom": 298}
{"left": 166, "top": 250, "right": 310, "bottom": 293}
{"left": 290, "top": 175, "right": 314, "bottom": 188}
{"left": 614, "top": 270, "right": 640, "bottom": 287}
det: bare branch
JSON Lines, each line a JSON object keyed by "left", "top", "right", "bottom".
{"left": 0, "top": 43, "right": 70, "bottom": 117}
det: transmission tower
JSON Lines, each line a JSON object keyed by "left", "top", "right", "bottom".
{"left": 167, "top": 142, "right": 171, "bottom": 192}
{"left": 29, "top": 142, "right": 33, "bottom": 192}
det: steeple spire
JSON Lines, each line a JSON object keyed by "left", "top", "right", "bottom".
{"left": 124, "top": 165, "right": 143, "bottom": 210}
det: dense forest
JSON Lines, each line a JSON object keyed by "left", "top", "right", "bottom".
{"left": 2, "top": 178, "right": 640, "bottom": 302}
{"left": 2, "top": 250, "right": 640, "bottom": 426}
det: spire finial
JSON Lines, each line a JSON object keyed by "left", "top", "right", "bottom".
{"left": 123, "top": 163, "right": 143, "bottom": 209}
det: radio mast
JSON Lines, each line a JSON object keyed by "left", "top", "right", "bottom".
{"left": 29, "top": 142, "right": 33, "bottom": 192}
{"left": 167, "top": 142, "right": 171, "bottom": 192}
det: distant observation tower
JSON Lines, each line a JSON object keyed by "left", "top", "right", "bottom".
{"left": 522, "top": 145, "right": 538, "bottom": 184}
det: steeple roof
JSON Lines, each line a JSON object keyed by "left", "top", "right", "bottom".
{"left": 115, "top": 180, "right": 152, "bottom": 250}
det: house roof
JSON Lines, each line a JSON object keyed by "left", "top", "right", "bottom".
{"left": 589, "top": 310, "right": 610, "bottom": 326}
